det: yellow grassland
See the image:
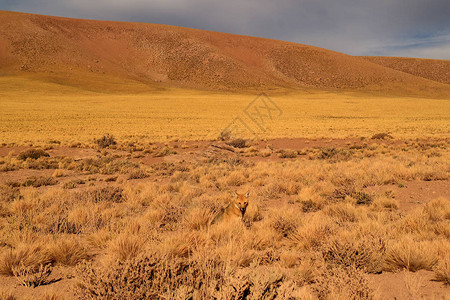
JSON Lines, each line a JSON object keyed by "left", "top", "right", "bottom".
{"left": 0, "top": 76, "right": 448, "bottom": 145}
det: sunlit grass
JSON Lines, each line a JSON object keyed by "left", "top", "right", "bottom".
{"left": 0, "top": 76, "right": 448, "bottom": 145}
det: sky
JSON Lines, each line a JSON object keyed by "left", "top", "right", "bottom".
{"left": 1, "top": 0, "right": 449, "bottom": 59}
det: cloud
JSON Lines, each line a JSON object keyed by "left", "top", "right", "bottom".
{"left": 1, "top": 0, "right": 449, "bottom": 59}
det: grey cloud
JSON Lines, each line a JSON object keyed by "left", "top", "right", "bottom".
{"left": 1, "top": 0, "right": 449, "bottom": 59}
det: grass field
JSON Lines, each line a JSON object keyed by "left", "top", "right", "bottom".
{"left": 0, "top": 75, "right": 449, "bottom": 299}
{"left": 1, "top": 76, "right": 449, "bottom": 146}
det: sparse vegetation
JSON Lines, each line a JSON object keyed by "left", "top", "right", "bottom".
{"left": 17, "top": 149, "right": 49, "bottom": 161}
{"left": 0, "top": 126, "right": 449, "bottom": 298}
{"left": 94, "top": 134, "right": 117, "bottom": 148}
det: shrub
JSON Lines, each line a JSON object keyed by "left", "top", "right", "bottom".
{"left": 12, "top": 262, "right": 53, "bottom": 287}
{"left": 313, "top": 266, "right": 373, "bottom": 300}
{"left": 153, "top": 147, "right": 177, "bottom": 157}
{"left": 0, "top": 185, "right": 21, "bottom": 202}
{"left": 217, "top": 130, "right": 231, "bottom": 141}
{"left": 88, "top": 186, "right": 124, "bottom": 203}
{"left": 371, "top": 133, "right": 393, "bottom": 140}
{"left": 227, "top": 138, "right": 247, "bottom": 148}
{"left": 321, "top": 234, "right": 386, "bottom": 273}
{"left": 94, "top": 134, "right": 117, "bottom": 148}
{"left": 128, "top": 169, "right": 148, "bottom": 180}
{"left": 22, "top": 176, "right": 57, "bottom": 187}
{"left": 278, "top": 150, "right": 297, "bottom": 158}
{"left": 17, "top": 149, "right": 49, "bottom": 160}
{"left": 355, "top": 191, "right": 373, "bottom": 205}
{"left": 300, "top": 199, "right": 321, "bottom": 213}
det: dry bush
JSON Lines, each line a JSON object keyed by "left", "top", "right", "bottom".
{"left": 321, "top": 233, "right": 386, "bottom": 273}
{"left": 94, "top": 134, "right": 117, "bottom": 148}
{"left": 434, "top": 256, "right": 450, "bottom": 285}
{"left": 317, "top": 147, "right": 351, "bottom": 162}
{"left": 128, "top": 169, "right": 148, "bottom": 180}
{"left": 0, "top": 243, "right": 53, "bottom": 276}
{"left": 313, "top": 266, "right": 373, "bottom": 300}
{"left": 17, "top": 149, "right": 49, "bottom": 160}
{"left": 12, "top": 262, "right": 53, "bottom": 287}
{"left": 153, "top": 147, "right": 177, "bottom": 157}
{"left": 354, "top": 191, "right": 373, "bottom": 205}
{"left": 62, "top": 179, "right": 85, "bottom": 189}
{"left": 278, "top": 149, "right": 297, "bottom": 158}
{"left": 75, "top": 252, "right": 301, "bottom": 300}
{"left": 0, "top": 185, "right": 21, "bottom": 202}
{"left": 270, "top": 215, "right": 299, "bottom": 239}
{"left": 227, "top": 138, "right": 247, "bottom": 148}
{"left": 22, "top": 176, "right": 57, "bottom": 187}
{"left": 217, "top": 129, "right": 231, "bottom": 141}
{"left": 88, "top": 186, "right": 125, "bottom": 203}
{"left": 384, "top": 237, "right": 438, "bottom": 272}
{"left": 371, "top": 133, "right": 393, "bottom": 140}
{"left": 75, "top": 252, "right": 219, "bottom": 299}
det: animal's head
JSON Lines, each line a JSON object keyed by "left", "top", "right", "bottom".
{"left": 233, "top": 191, "right": 250, "bottom": 213}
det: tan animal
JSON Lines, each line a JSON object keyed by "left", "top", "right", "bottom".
{"left": 210, "top": 191, "right": 250, "bottom": 225}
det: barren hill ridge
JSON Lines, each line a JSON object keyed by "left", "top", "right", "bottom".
{"left": 0, "top": 10, "right": 448, "bottom": 95}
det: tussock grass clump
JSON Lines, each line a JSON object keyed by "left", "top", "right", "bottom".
{"left": 384, "top": 237, "right": 438, "bottom": 272}
{"left": 324, "top": 203, "right": 362, "bottom": 223}
{"left": 0, "top": 243, "right": 53, "bottom": 276}
{"left": 434, "top": 256, "right": 450, "bottom": 285}
{"left": 17, "top": 149, "right": 49, "bottom": 160}
{"left": 49, "top": 238, "right": 89, "bottom": 266}
{"left": 106, "top": 235, "right": 145, "bottom": 261}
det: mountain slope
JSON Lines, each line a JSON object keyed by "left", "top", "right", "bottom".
{"left": 0, "top": 10, "right": 448, "bottom": 96}
{"left": 361, "top": 56, "right": 450, "bottom": 85}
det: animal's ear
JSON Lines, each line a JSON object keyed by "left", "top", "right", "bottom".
{"left": 233, "top": 191, "right": 238, "bottom": 198}
{"left": 245, "top": 191, "right": 250, "bottom": 198}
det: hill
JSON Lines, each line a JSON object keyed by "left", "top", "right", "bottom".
{"left": 0, "top": 10, "right": 449, "bottom": 96}
{"left": 361, "top": 56, "right": 450, "bottom": 85}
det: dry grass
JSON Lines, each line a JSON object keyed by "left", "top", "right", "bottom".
{"left": 0, "top": 132, "right": 448, "bottom": 298}
{"left": 1, "top": 78, "right": 449, "bottom": 144}
{"left": 434, "top": 256, "right": 450, "bottom": 285}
